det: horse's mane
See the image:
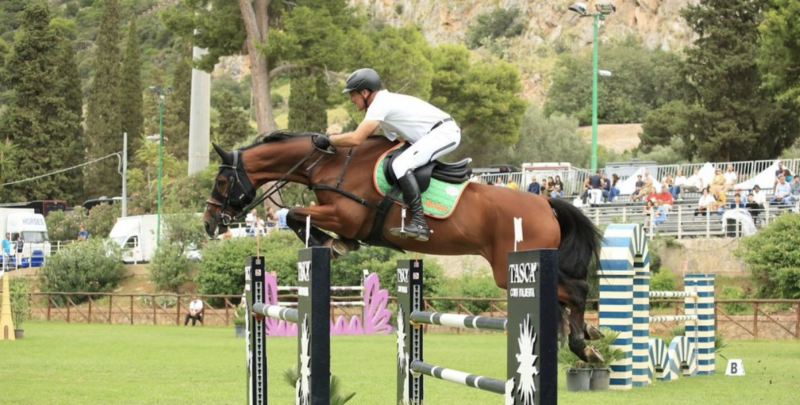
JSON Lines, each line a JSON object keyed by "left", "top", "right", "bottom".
{"left": 243, "top": 129, "right": 396, "bottom": 151}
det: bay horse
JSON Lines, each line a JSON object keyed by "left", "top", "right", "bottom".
{"left": 203, "top": 131, "right": 603, "bottom": 363}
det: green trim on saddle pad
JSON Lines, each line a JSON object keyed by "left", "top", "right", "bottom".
{"left": 374, "top": 156, "right": 469, "bottom": 219}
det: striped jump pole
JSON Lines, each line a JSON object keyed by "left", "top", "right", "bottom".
{"left": 247, "top": 247, "right": 331, "bottom": 405}
{"left": 397, "top": 249, "right": 559, "bottom": 405}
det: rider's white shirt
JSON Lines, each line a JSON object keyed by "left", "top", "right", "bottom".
{"left": 364, "top": 90, "right": 450, "bottom": 143}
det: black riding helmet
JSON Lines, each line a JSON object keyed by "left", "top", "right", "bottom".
{"left": 342, "top": 68, "right": 381, "bottom": 93}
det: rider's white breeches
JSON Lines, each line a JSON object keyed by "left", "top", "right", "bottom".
{"left": 392, "top": 121, "right": 461, "bottom": 179}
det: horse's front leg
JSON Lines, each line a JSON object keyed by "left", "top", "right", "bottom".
{"left": 287, "top": 205, "right": 355, "bottom": 257}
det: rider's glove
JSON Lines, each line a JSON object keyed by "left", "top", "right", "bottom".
{"left": 313, "top": 134, "right": 333, "bottom": 151}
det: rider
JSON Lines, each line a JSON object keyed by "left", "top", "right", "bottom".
{"left": 313, "top": 68, "right": 461, "bottom": 242}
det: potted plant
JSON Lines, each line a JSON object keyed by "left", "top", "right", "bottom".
{"left": 10, "top": 279, "right": 30, "bottom": 339}
{"left": 587, "top": 328, "right": 626, "bottom": 391}
{"left": 233, "top": 306, "right": 247, "bottom": 338}
{"left": 558, "top": 343, "right": 591, "bottom": 392}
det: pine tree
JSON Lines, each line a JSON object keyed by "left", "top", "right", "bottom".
{"left": 288, "top": 73, "right": 329, "bottom": 133}
{"left": 120, "top": 16, "right": 143, "bottom": 159}
{"left": 0, "top": 2, "right": 84, "bottom": 204}
{"left": 84, "top": 0, "right": 122, "bottom": 198}
{"left": 212, "top": 88, "right": 251, "bottom": 148}
{"left": 163, "top": 47, "right": 191, "bottom": 160}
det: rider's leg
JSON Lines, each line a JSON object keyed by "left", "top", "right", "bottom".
{"left": 389, "top": 122, "right": 460, "bottom": 241}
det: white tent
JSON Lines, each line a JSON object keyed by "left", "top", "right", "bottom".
{"left": 735, "top": 161, "right": 791, "bottom": 191}
{"left": 618, "top": 167, "right": 662, "bottom": 196}
{"left": 679, "top": 162, "right": 716, "bottom": 190}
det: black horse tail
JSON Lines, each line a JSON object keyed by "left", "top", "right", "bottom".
{"left": 547, "top": 197, "right": 602, "bottom": 284}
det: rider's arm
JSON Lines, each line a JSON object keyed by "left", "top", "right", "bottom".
{"left": 329, "top": 120, "right": 380, "bottom": 147}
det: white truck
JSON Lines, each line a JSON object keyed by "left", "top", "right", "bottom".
{"left": 109, "top": 215, "right": 159, "bottom": 263}
{"left": 0, "top": 208, "right": 52, "bottom": 267}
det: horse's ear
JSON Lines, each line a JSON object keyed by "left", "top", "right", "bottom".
{"left": 213, "top": 143, "right": 233, "bottom": 165}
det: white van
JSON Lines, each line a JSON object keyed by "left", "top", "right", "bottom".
{"left": 0, "top": 208, "right": 52, "bottom": 267}
{"left": 109, "top": 215, "right": 159, "bottom": 263}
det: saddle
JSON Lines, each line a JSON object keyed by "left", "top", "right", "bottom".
{"left": 381, "top": 143, "right": 472, "bottom": 192}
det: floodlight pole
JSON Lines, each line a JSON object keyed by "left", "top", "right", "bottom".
{"left": 157, "top": 92, "right": 164, "bottom": 244}
{"left": 591, "top": 13, "right": 600, "bottom": 171}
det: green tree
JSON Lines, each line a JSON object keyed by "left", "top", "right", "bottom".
{"left": 212, "top": 88, "right": 251, "bottom": 148}
{"left": 0, "top": 2, "right": 84, "bottom": 204}
{"left": 288, "top": 73, "right": 329, "bottom": 133}
{"left": 163, "top": 47, "right": 191, "bottom": 160}
{"left": 758, "top": 0, "right": 800, "bottom": 105}
{"left": 465, "top": 7, "right": 525, "bottom": 50}
{"left": 120, "top": 16, "right": 143, "bottom": 158}
{"left": 736, "top": 213, "right": 800, "bottom": 298}
{"left": 84, "top": 0, "right": 122, "bottom": 198}
{"left": 642, "top": 0, "right": 800, "bottom": 161}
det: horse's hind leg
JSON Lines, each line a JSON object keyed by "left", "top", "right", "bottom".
{"left": 559, "top": 278, "right": 604, "bottom": 364}
{"left": 286, "top": 212, "right": 332, "bottom": 247}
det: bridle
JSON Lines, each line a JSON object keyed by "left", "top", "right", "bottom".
{"left": 205, "top": 135, "right": 335, "bottom": 227}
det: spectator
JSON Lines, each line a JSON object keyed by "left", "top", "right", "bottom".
{"left": 527, "top": 177, "right": 541, "bottom": 194}
{"left": 1, "top": 233, "right": 10, "bottom": 259}
{"left": 246, "top": 209, "right": 258, "bottom": 236}
{"left": 724, "top": 164, "right": 737, "bottom": 192}
{"left": 710, "top": 167, "right": 725, "bottom": 195}
{"left": 745, "top": 193, "right": 763, "bottom": 222}
{"left": 663, "top": 173, "right": 675, "bottom": 197}
{"left": 276, "top": 207, "right": 290, "bottom": 229}
{"left": 683, "top": 168, "right": 704, "bottom": 194}
{"left": 631, "top": 175, "right": 645, "bottom": 201}
{"left": 15, "top": 236, "right": 23, "bottom": 256}
{"left": 694, "top": 188, "right": 715, "bottom": 216}
{"left": 791, "top": 176, "right": 800, "bottom": 200}
{"left": 782, "top": 169, "right": 793, "bottom": 183}
{"left": 77, "top": 225, "right": 89, "bottom": 241}
{"left": 265, "top": 207, "right": 277, "bottom": 232}
{"left": 771, "top": 176, "right": 794, "bottom": 205}
{"left": 644, "top": 199, "right": 667, "bottom": 227}
{"left": 601, "top": 173, "right": 611, "bottom": 201}
{"left": 551, "top": 184, "right": 563, "bottom": 198}
{"left": 711, "top": 189, "right": 727, "bottom": 214}
{"left": 655, "top": 185, "right": 674, "bottom": 211}
{"left": 640, "top": 171, "right": 655, "bottom": 197}
{"left": 673, "top": 169, "right": 687, "bottom": 200}
{"left": 493, "top": 177, "right": 505, "bottom": 187}
{"left": 774, "top": 160, "right": 786, "bottom": 190}
{"left": 554, "top": 176, "right": 564, "bottom": 194}
{"left": 752, "top": 185, "right": 767, "bottom": 206}
{"left": 184, "top": 296, "right": 204, "bottom": 327}
{"left": 506, "top": 178, "right": 519, "bottom": 190}
{"left": 608, "top": 174, "right": 621, "bottom": 202}
{"left": 587, "top": 170, "right": 603, "bottom": 207}
{"left": 545, "top": 176, "right": 555, "bottom": 196}
{"left": 730, "top": 193, "right": 746, "bottom": 209}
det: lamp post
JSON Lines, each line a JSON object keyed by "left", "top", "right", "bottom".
{"left": 148, "top": 86, "right": 166, "bottom": 244}
{"left": 570, "top": 1, "right": 616, "bottom": 171}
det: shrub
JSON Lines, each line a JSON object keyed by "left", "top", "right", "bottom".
{"left": 736, "top": 213, "right": 800, "bottom": 298}
{"left": 84, "top": 203, "right": 119, "bottom": 239}
{"left": 149, "top": 243, "right": 192, "bottom": 292}
{"left": 720, "top": 286, "right": 749, "bottom": 315}
{"left": 438, "top": 271, "right": 503, "bottom": 314}
{"left": 649, "top": 269, "right": 676, "bottom": 309}
{"left": 465, "top": 7, "right": 525, "bottom": 50}
{"left": 46, "top": 208, "right": 86, "bottom": 241}
{"left": 198, "top": 237, "right": 258, "bottom": 304}
{"left": 38, "top": 239, "right": 124, "bottom": 303}
{"left": 10, "top": 278, "right": 30, "bottom": 329}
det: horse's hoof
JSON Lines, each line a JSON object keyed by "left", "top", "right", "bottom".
{"left": 585, "top": 324, "right": 604, "bottom": 341}
{"left": 584, "top": 346, "right": 605, "bottom": 364}
{"left": 322, "top": 239, "right": 348, "bottom": 259}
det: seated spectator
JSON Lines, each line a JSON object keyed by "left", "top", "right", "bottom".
{"left": 655, "top": 185, "right": 674, "bottom": 210}
{"left": 791, "top": 176, "right": 800, "bottom": 202}
{"left": 601, "top": 173, "right": 611, "bottom": 201}
{"left": 745, "top": 193, "right": 763, "bottom": 221}
{"left": 730, "top": 193, "right": 746, "bottom": 209}
{"left": 724, "top": 164, "right": 737, "bottom": 192}
{"left": 711, "top": 189, "right": 727, "bottom": 214}
{"left": 246, "top": 209, "right": 257, "bottom": 236}
{"left": 631, "top": 175, "right": 645, "bottom": 201}
{"left": 506, "top": 179, "right": 519, "bottom": 190}
{"left": 587, "top": 171, "right": 604, "bottom": 206}
{"left": 694, "top": 188, "right": 715, "bottom": 216}
{"left": 752, "top": 185, "right": 767, "bottom": 206}
{"left": 265, "top": 207, "right": 277, "bottom": 232}
{"left": 710, "top": 167, "right": 725, "bottom": 195}
{"left": 663, "top": 173, "right": 675, "bottom": 197}
{"left": 493, "top": 177, "right": 505, "bottom": 187}
{"left": 550, "top": 184, "right": 563, "bottom": 198}
{"left": 276, "top": 207, "right": 290, "bottom": 230}
{"left": 771, "top": 176, "right": 794, "bottom": 205}
{"left": 545, "top": 176, "right": 555, "bottom": 196}
{"left": 684, "top": 170, "right": 705, "bottom": 194}
{"left": 608, "top": 174, "right": 620, "bottom": 202}
{"left": 639, "top": 171, "right": 655, "bottom": 197}
{"left": 554, "top": 176, "right": 564, "bottom": 194}
{"left": 527, "top": 177, "right": 541, "bottom": 194}
{"left": 77, "top": 225, "right": 89, "bottom": 241}
{"left": 672, "top": 169, "right": 687, "bottom": 200}
{"left": 184, "top": 296, "right": 204, "bottom": 327}
{"left": 643, "top": 199, "right": 667, "bottom": 227}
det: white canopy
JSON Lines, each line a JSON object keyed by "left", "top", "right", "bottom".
{"left": 679, "top": 162, "right": 716, "bottom": 190}
{"left": 735, "top": 161, "right": 790, "bottom": 191}
{"left": 618, "top": 167, "right": 662, "bottom": 195}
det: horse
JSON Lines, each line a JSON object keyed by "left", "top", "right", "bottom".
{"left": 203, "top": 131, "right": 604, "bottom": 363}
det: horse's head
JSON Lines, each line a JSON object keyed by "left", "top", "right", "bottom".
{"left": 204, "top": 144, "right": 257, "bottom": 237}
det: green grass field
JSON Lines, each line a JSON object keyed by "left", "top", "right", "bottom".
{"left": 1, "top": 322, "right": 798, "bottom": 405}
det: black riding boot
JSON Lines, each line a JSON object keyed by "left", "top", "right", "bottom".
{"left": 390, "top": 170, "right": 431, "bottom": 241}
